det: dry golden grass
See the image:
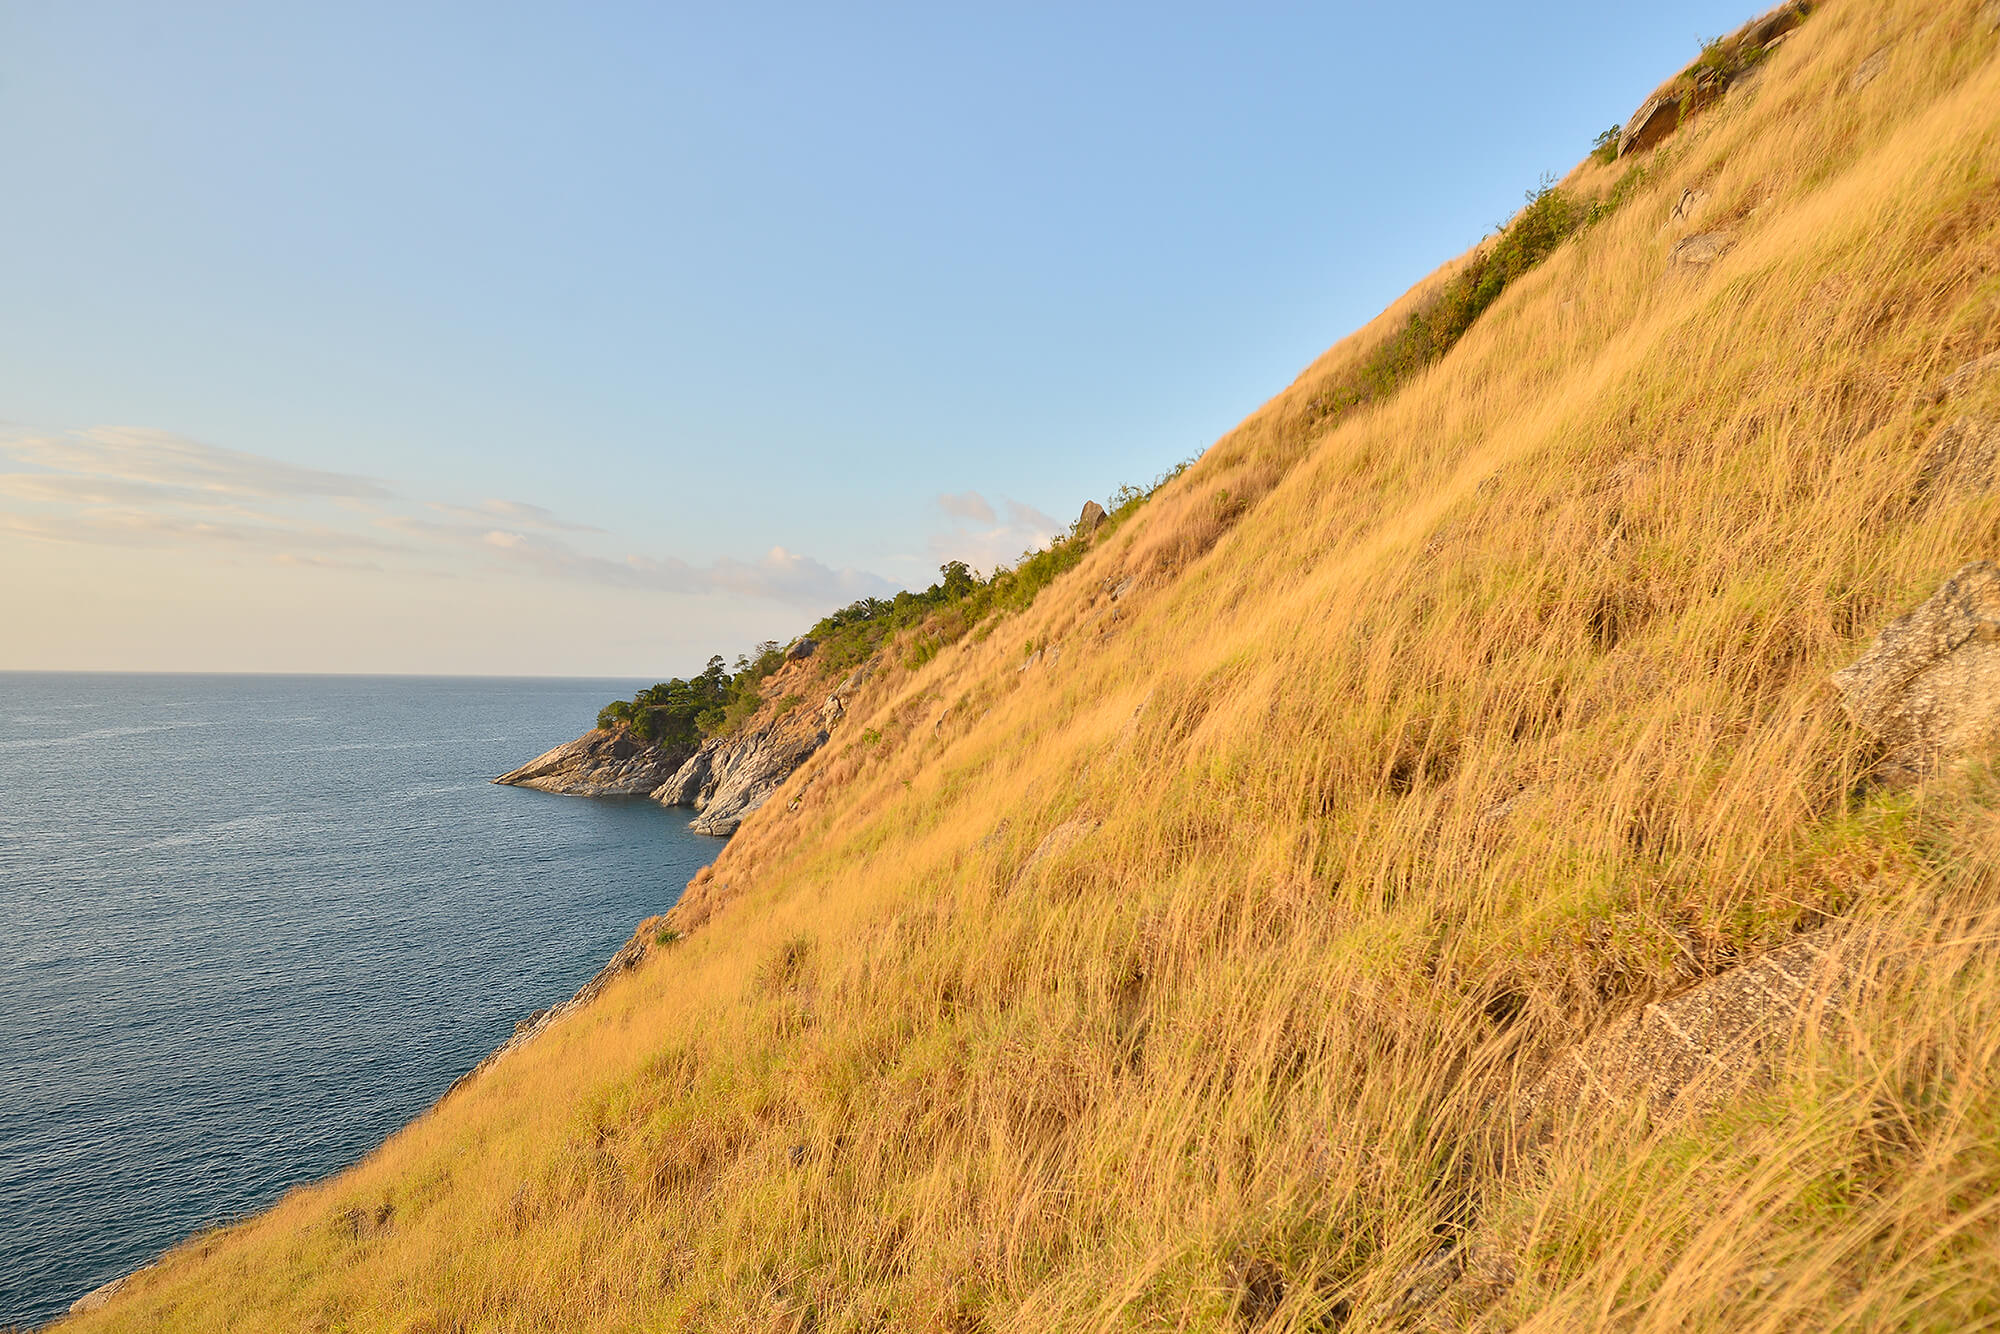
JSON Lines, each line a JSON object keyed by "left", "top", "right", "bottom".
{"left": 53, "top": 1, "right": 2000, "bottom": 1329}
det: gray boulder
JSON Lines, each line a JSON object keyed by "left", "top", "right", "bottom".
{"left": 1669, "top": 231, "right": 1734, "bottom": 268}
{"left": 1076, "top": 500, "right": 1108, "bottom": 537}
{"left": 71, "top": 1271, "right": 141, "bottom": 1317}
{"left": 1833, "top": 562, "right": 2000, "bottom": 778}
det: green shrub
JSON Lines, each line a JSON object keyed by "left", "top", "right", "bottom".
{"left": 1302, "top": 172, "right": 1612, "bottom": 432}
{"left": 1590, "top": 124, "right": 1622, "bottom": 165}
{"left": 593, "top": 465, "right": 1190, "bottom": 740}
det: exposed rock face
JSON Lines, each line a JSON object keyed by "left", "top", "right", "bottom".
{"left": 650, "top": 742, "right": 713, "bottom": 808}
{"left": 819, "top": 662, "right": 872, "bottom": 728}
{"left": 497, "top": 654, "right": 874, "bottom": 837}
{"left": 1833, "top": 561, "right": 2000, "bottom": 778}
{"left": 1744, "top": 0, "right": 1809, "bottom": 46}
{"left": 1850, "top": 47, "right": 1890, "bottom": 93}
{"left": 654, "top": 710, "right": 829, "bottom": 836}
{"left": 1617, "top": 1, "right": 1810, "bottom": 158}
{"left": 1518, "top": 931, "right": 1866, "bottom": 1140}
{"left": 1934, "top": 350, "right": 2000, "bottom": 402}
{"left": 492, "top": 728, "right": 688, "bottom": 796}
{"left": 1666, "top": 186, "right": 1710, "bottom": 229}
{"left": 1076, "top": 500, "right": 1108, "bottom": 536}
{"left": 1670, "top": 231, "right": 1734, "bottom": 268}
{"left": 1618, "top": 90, "right": 1683, "bottom": 157}
{"left": 1916, "top": 416, "right": 2000, "bottom": 500}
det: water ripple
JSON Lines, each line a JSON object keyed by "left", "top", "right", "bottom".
{"left": 0, "top": 672, "right": 713, "bottom": 1327}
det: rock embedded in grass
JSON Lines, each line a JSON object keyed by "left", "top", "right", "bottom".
{"left": 1012, "top": 816, "right": 1098, "bottom": 889}
{"left": 1934, "top": 350, "right": 2000, "bottom": 402}
{"left": 1517, "top": 931, "right": 1868, "bottom": 1140}
{"left": 1670, "top": 231, "right": 1735, "bottom": 268}
{"left": 1667, "top": 186, "right": 1711, "bottom": 229}
{"left": 70, "top": 1272, "right": 134, "bottom": 1317}
{"left": 1850, "top": 47, "right": 1890, "bottom": 92}
{"left": 1914, "top": 416, "right": 2000, "bottom": 500}
{"left": 1832, "top": 560, "right": 2000, "bottom": 779}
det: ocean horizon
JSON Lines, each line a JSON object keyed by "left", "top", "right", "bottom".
{"left": 0, "top": 672, "right": 715, "bottom": 1327}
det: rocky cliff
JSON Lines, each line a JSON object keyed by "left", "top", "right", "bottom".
{"left": 490, "top": 728, "right": 688, "bottom": 796}
{"left": 650, "top": 713, "right": 828, "bottom": 835}
{"left": 496, "top": 653, "right": 877, "bottom": 837}
{"left": 651, "top": 660, "right": 873, "bottom": 834}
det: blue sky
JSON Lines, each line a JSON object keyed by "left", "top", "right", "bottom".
{"left": 1, "top": 0, "right": 1757, "bottom": 675}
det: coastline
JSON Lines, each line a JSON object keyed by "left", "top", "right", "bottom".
{"left": 53, "top": 908, "right": 693, "bottom": 1327}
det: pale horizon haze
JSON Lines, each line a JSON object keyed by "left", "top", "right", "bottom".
{"left": 1, "top": 1, "right": 1759, "bottom": 677}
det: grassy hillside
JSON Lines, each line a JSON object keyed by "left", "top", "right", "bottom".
{"left": 57, "top": 0, "right": 2000, "bottom": 1328}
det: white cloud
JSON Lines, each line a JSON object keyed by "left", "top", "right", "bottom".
{"left": 0, "top": 424, "right": 896, "bottom": 610}
{"left": 408, "top": 523, "right": 895, "bottom": 607}
{"left": 4, "top": 426, "right": 389, "bottom": 501}
{"left": 712, "top": 546, "right": 898, "bottom": 605}
{"left": 426, "top": 497, "right": 606, "bottom": 534}
{"left": 926, "top": 490, "right": 1071, "bottom": 574}
{"left": 937, "top": 490, "right": 997, "bottom": 524}
{"left": 1005, "top": 499, "right": 1063, "bottom": 533}
{"left": 0, "top": 508, "right": 410, "bottom": 557}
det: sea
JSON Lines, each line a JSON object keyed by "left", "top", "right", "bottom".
{"left": 0, "top": 673, "right": 716, "bottom": 1328}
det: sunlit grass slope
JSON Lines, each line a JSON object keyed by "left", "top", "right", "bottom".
{"left": 60, "top": 2, "right": 2000, "bottom": 1328}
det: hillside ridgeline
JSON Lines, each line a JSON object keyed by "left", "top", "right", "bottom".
{"left": 496, "top": 495, "right": 1156, "bottom": 833}
{"left": 56, "top": 0, "right": 2000, "bottom": 1328}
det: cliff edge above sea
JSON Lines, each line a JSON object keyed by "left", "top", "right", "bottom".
{"left": 494, "top": 642, "right": 877, "bottom": 836}
{"left": 494, "top": 496, "right": 1133, "bottom": 837}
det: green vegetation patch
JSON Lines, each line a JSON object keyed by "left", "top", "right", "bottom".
{"left": 593, "top": 460, "right": 1192, "bottom": 745}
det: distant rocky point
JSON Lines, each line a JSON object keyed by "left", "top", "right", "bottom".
{"left": 491, "top": 727, "right": 685, "bottom": 797}
{"left": 494, "top": 650, "right": 872, "bottom": 837}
